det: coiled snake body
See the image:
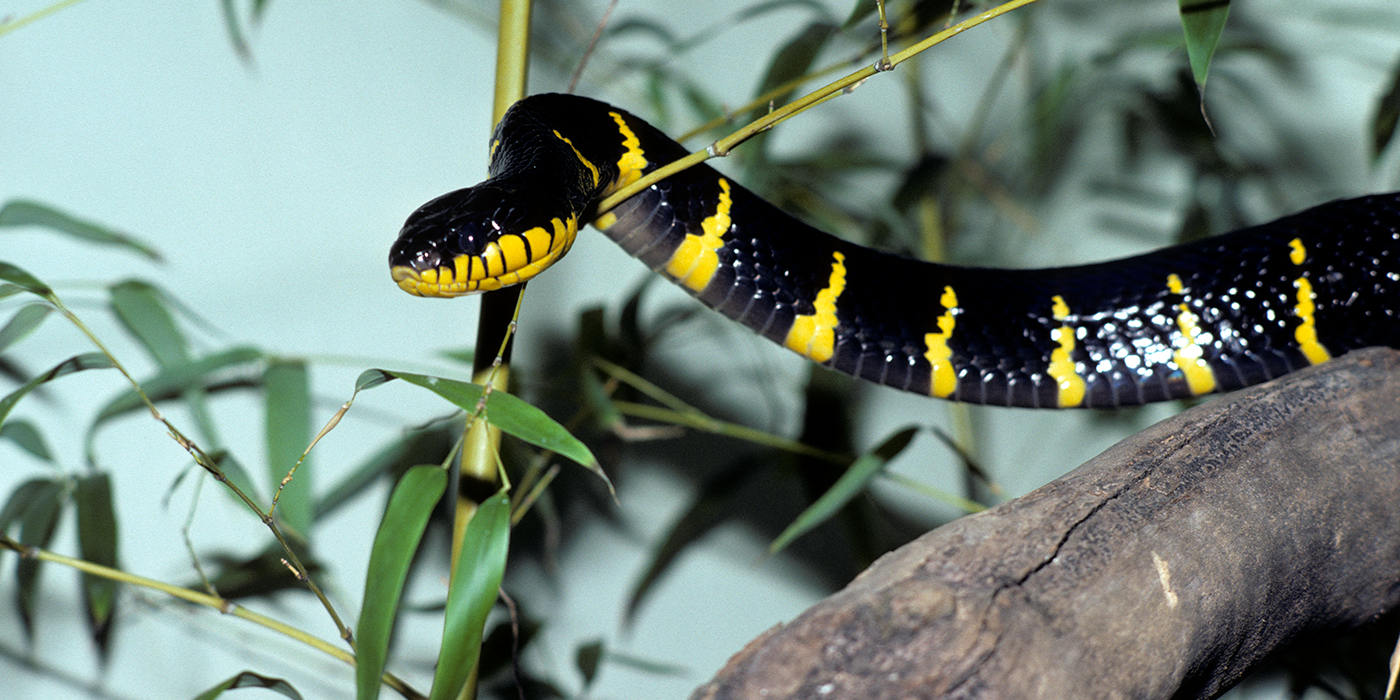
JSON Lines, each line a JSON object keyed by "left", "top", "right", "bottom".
{"left": 390, "top": 93, "right": 1400, "bottom": 408}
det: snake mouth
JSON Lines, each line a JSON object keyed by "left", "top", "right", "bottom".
{"left": 390, "top": 216, "right": 580, "bottom": 297}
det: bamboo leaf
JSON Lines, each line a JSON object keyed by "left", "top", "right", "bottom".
{"left": 355, "top": 465, "right": 447, "bottom": 700}
{"left": 89, "top": 346, "right": 262, "bottom": 428}
{"left": 316, "top": 427, "right": 453, "bottom": 520}
{"left": 1373, "top": 53, "right": 1400, "bottom": 160}
{"left": 357, "top": 370, "right": 608, "bottom": 492}
{"left": 769, "top": 426, "right": 918, "bottom": 554}
{"left": 1178, "top": 0, "right": 1231, "bottom": 92}
{"left": 264, "top": 359, "right": 312, "bottom": 538}
{"left": 75, "top": 472, "right": 120, "bottom": 656}
{"left": 0, "top": 200, "right": 161, "bottom": 260}
{"left": 0, "top": 420, "right": 52, "bottom": 462}
{"left": 14, "top": 477, "right": 65, "bottom": 640}
{"left": 429, "top": 488, "right": 510, "bottom": 700}
{"left": 625, "top": 458, "right": 760, "bottom": 626}
{"left": 0, "top": 261, "right": 53, "bottom": 297}
{"left": 753, "top": 21, "right": 835, "bottom": 112}
{"left": 0, "top": 304, "right": 52, "bottom": 354}
{"left": 110, "top": 280, "right": 190, "bottom": 367}
{"left": 192, "top": 671, "right": 305, "bottom": 700}
{"left": 576, "top": 639, "right": 605, "bottom": 689}
{"left": 0, "top": 353, "right": 114, "bottom": 429}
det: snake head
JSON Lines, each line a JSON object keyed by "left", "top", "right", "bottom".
{"left": 389, "top": 184, "right": 578, "bottom": 298}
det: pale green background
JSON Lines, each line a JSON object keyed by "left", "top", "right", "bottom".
{"left": 2, "top": 0, "right": 1397, "bottom": 698}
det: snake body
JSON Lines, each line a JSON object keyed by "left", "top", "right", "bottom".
{"left": 390, "top": 93, "right": 1400, "bottom": 408}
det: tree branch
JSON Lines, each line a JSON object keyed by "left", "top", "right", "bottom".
{"left": 693, "top": 348, "right": 1400, "bottom": 700}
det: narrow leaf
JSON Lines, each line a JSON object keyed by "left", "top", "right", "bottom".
{"left": 0, "top": 261, "right": 53, "bottom": 297}
{"left": 769, "top": 426, "right": 918, "bottom": 554}
{"left": 429, "top": 488, "right": 510, "bottom": 700}
{"left": 0, "top": 304, "right": 51, "bottom": 354}
{"left": 89, "top": 346, "right": 262, "bottom": 428}
{"left": 576, "top": 639, "right": 605, "bottom": 688}
{"left": 0, "top": 420, "right": 53, "bottom": 462}
{"left": 15, "top": 477, "right": 65, "bottom": 639}
{"left": 110, "top": 280, "right": 190, "bottom": 367}
{"left": 316, "top": 428, "right": 453, "bottom": 520}
{"left": 625, "top": 459, "right": 758, "bottom": 626}
{"left": 264, "top": 360, "right": 312, "bottom": 538}
{"left": 0, "top": 353, "right": 114, "bottom": 429}
{"left": 362, "top": 370, "right": 607, "bottom": 491}
{"left": 1373, "top": 53, "right": 1400, "bottom": 160}
{"left": 75, "top": 472, "right": 120, "bottom": 655}
{"left": 192, "top": 671, "right": 305, "bottom": 700}
{"left": 1178, "top": 0, "right": 1231, "bottom": 92}
{"left": 355, "top": 465, "right": 447, "bottom": 700}
{"left": 0, "top": 200, "right": 161, "bottom": 260}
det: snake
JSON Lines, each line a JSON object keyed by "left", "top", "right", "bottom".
{"left": 389, "top": 93, "right": 1400, "bottom": 409}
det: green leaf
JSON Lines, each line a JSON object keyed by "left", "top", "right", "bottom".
{"left": 264, "top": 360, "right": 312, "bottom": 538}
{"left": 75, "top": 472, "right": 120, "bottom": 655}
{"left": 769, "top": 426, "right": 918, "bottom": 554}
{"left": 192, "top": 671, "right": 305, "bottom": 700}
{"left": 13, "top": 477, "right": 65, "bottom": 639}
{"left": 0, "top": 200, "right": 161, "bottom": 260}
{"left": 0, "top": 420, "right": 52, "bottom": 462}
{"left": 316, "top": 427, "right": 453, "bottom": 520}
{"left": 0, "top": 261, "right": 53, "bottom": 297}
{"left": 625, "top": 457, "right": 763, "bottom": 626}
{"left": 358, "top": 369, "right": 608, "bottom": 492}
{"left": 110, "top": 280, "right": 190, "bottom": 367}
{"left": 89, "top": 346, "right": 262, "bottom": 430}
{"left": 355, "top": 465, "right": 447, "bottom": 700}
{"left": 0, "top": 304, "right": 51, "bottom": 354}
{"left": 1373, "top": 53, "right": 1400, "bottom": 160}
{"left": 429, "top": 488, "right": 510, "bottom": 700}
{"left": 1178, "top": 0, "right": 1231, "bottom": 92}
{"left": 0, "top": 353, "right": 114, "bottom": 429}
{"left": 752, "top": 21, "right": 835, "bottom": 112}
{"left": 576, "top": 639, "right": 605, "bottom": 689}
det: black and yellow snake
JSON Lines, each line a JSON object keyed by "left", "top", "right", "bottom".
{"left": 389, "top": 93, "right": 1400, "bottom": 408}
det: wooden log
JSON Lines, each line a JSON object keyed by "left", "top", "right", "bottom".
{"left": 691, "top": 348, "right": 1400, "bottom": 700}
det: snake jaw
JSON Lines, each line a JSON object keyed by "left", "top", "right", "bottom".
{"left": 390, "top": 214, "right": 580, "bottom": 297}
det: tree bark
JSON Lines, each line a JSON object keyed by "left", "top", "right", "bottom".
{"left": 691, "top": 347, "right": 1400, "bottom": 700}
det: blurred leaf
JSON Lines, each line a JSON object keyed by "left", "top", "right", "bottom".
{"left": 220, "top": 0, "right": 252, "bottom": 63}
{"left": 439, "top": 348, "right": 475, "bottom": 366}
{"left": 0, "top": 200, "right": 161, "bottom": 260}
{"left": 110, "top": 280, "right": 190, "bottom": 367}
{"left": 429, "top": 488, "right": 510, "bottom": 700}
{"left": 769, "top": 426, "right": 918, "bottom": 554}
{"left": 0, "top": 261, "right": 54, "bottom": 297}
{"left": 12, "top": 477, "right": 65, "bottom": 640}
{"left": 605, "top": 649, "right": 690, "bottom": 678}
{"left": 752, "top": 21, "right": 835, "bottom": 113}
{"left": 357, "top": 369, "right": 608, "bottom": 493}
{"left": 0, "top": 304, "right": 51, "bottom": 354}
{"left": 1, "top": 353, "right": 114, "bottom": 429}
{"left": 0, "top": 420, "right": 52, "bottom": 462}
{"left": 1179, "top": 0, "right": 1231, "bottom": 93}
{"left": 0, "top": 479, "right": 58, "bottom": 534}
{"left": 316, "top": 427, "right": 453, "bottom": 519}
{"left": 626, "top": 459, "right": 760, "bottom": 626}
{"left": 195, "top": 543, "right": 322, "bottom": 600}
{"left": 355, "top": 465, "right": 447, "bottom": 700}
{"left": 75, "top": 472, "right": 120, "bottom": 656}
{"left": 89, "top": 346, "right": 262, "bottom": 431}
{"left": 576, "top": 639, "right": 604, "bottom": 689}
{"left": 192, "top": 671, "right": 305, "bottom": 700}
{"left": 264, "top": 360, "right": 312, "bottom": 538}
{"left": 1373, "top": 52, "right": 1400, "bottom": 160}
